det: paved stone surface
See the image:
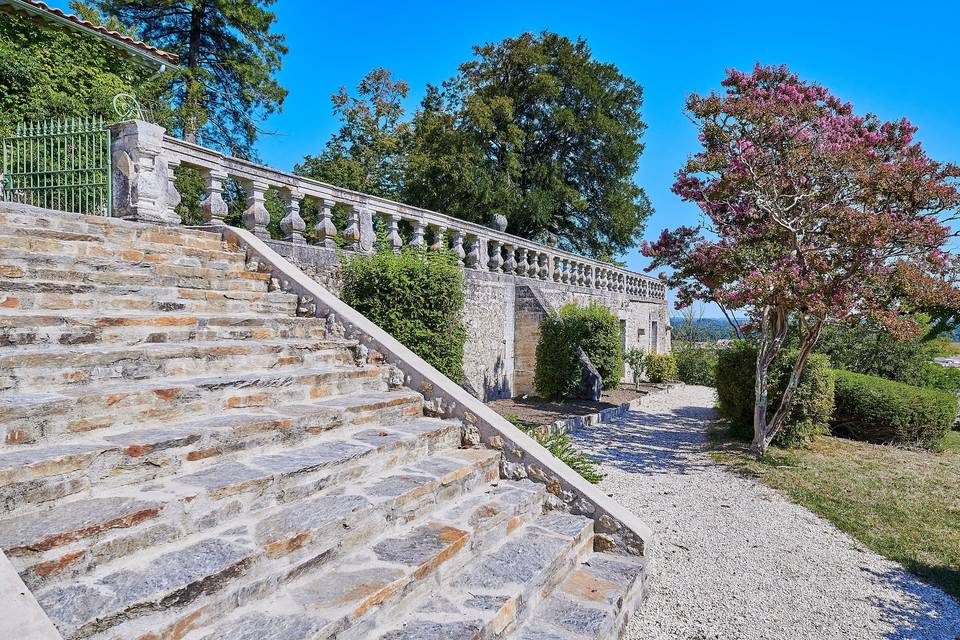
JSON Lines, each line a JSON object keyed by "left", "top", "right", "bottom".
{"left": 201, "top": 611, "right": 328, "bottom": 640}
{"left": 571, "top": 385, "right": 960, "bottom": 640}
{"left": 452, "top": 532, "right": 567, "bottom": 590}
{"left": 379, "top": 619, "right": 484, "bottom": 640}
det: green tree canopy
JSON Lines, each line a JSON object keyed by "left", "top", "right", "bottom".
{"left": 93, "top": 0, "right": 287, "bottom": 157}
{"left": 0, "top": 6, "right": 154, "bottom": 134}
{"left": 402, "top": 31, "right": 653, "bottom": 257}
{"left": 295, "top": 68, "right": 411, "bottom": 198}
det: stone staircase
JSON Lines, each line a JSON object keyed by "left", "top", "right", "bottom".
{"left": 0, "top": 208, "right": 648, "bottom": 640}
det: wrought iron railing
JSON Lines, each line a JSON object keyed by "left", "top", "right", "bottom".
{"left": 1, "top": 116, "right": 111, "bottom": 216}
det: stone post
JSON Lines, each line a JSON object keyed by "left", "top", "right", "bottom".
{"left": 538, "top": 253, "right": 549, "bottom": 280}
{"left": 515, "top": 248, "right": 528, "bottom": 277}
{"left": 451, "top": 230, "right": 466, "bottom": 266}
{"left": 109, "top": 120, "right": 181, "bottom": 225}
{"left": 385, "top": 213, "right": 403, "bottom": 254}
{"left": 410, "top": 220, "right": 426, "bottom": 251}
{"left": 280, "top": 187, "right": 306, "bottom": 244}
{"left": 488, "top": 240, "right": 503, "bottom": 273}
{"left": 503, "top": 244, "right": 516, "bottom": 275}
{"left": 465, "top": 235, "right": 482, "bottom": 269}
{"left": 315, "top": 198, "right": 337, "bottom": 249}
{"left": 201, "top": 167, "right": 229, "bottom": 225}
{"left": 430, "top": 226, "right": 447, "bottom": 252}
{"left": 242, "top": 180, "right": 270, "bottom": 240}
{"left": 344, "top": 205, "right": 361, "bottom": 252}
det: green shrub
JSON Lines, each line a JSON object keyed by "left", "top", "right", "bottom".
{"left": 916, "top": 362, "right": 960, "bottom": 393}
{"left": 624, "top": 347, "right": 645, "bottom": 388}
{"left": 534, "top": 302, "right": 623, "bottom": 399}
{"left": 645, "top": 353, "right": 678, "bottom": 383}
{"left": 674, "top": 344, "right": 717, "bottom": 386}
{"left": 715, "top": 341, "right": 835, "bottom": 448}
{"left": 341, "top": 249, "right": 467, "bottom": 381}
{"left": 832, "top": 370, "right": 957, "bottom": 447}
{"left": 507, "top": 416, "right": 604, "bottom": 484}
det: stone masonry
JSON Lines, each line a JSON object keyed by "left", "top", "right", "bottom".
{"left": 0, "top": 205, "right": 650, "bottom": 639}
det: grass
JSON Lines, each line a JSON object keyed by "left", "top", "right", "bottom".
{"left": 710, "top": 426, "right": 960, "bottom": 601}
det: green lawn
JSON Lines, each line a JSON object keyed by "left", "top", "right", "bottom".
{"left": 710, "top": 428, "right": 960, "bottom": 601}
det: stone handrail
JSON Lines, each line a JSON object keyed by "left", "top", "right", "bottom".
{"left": 107, "top": 120, "right": 665, "bottom": 302}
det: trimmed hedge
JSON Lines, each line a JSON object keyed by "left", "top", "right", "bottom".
{"left": 341, "top": 249, "right": 467, "bottom": 381}
{"left": 832, "top": 370, "right": 957, "bottom": 447}
{"left": 715, "top": 341, "right": 835, "bottom": 448}
{"left": 674, "top": 345, "right": 717, "bottom": 386}
{"left": 645, "top": 353, "right": 678, "bottom": 383}
{"left": 534, "top": 302, "right": 623, "bottom": 400}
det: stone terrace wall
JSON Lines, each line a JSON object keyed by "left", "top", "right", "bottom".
{"left": 266, "top": 242, "right": 671, "bottom": 402}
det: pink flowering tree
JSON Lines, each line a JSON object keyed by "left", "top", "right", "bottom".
{"left": 643, "top": 64, "right": 960, "bottom": 456}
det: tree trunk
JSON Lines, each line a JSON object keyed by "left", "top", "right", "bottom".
{"left": 183, "top": 2, "right": 205, "bottom": 143}
{"left": 759, "top": 318, "right": 825, "bottom": 452}
{"left": 750, "top": 305, "right": 789, "bottom": 457}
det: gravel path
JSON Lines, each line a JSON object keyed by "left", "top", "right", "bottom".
{"left": 569, "top": 384, "right": 960, "bottom": 640}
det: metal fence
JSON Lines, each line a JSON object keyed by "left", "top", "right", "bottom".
{"left": 1, "top": 115, "right": 111, "bottom": 216}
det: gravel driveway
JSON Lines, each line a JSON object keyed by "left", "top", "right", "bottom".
{"left": 569, "top": 384, "right": 960, "bottom": 640}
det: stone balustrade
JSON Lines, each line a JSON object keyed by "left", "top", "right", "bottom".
{"left": 109, "top": 119, "right": 665, "bottom": 302}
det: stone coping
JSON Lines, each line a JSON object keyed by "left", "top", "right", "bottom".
{"left": 217, "top": 224, "right": 655, "bottom": 557}
{"left": 0, "top": 550, "right": 62, "bottom": 639}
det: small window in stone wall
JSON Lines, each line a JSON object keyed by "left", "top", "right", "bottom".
{"left": 637, "top": 327, "right": 646, "bottom": 337}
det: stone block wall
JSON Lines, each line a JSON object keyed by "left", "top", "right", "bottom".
{"left": 263, "top": 240, "right": 670, "bottom": 402}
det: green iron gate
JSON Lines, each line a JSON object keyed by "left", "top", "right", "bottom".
{"left": 1, "top": 115, "right": 112, "bottom": 216}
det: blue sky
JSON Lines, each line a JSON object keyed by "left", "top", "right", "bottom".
{"left": 58, "top": 0, "right": 960, "bottom": 315}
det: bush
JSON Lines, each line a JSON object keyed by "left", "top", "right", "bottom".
{"left": 624, "top": 347, "right": 645, "bottom": 388}
{"left": 916, "top": 362, "right": 960, "bottom": 393}
{"left": 341, "top": 249, "right": 467, "bottom": 381}
{"left": 832, "top": 370, "right": 957, "bottom": 447}
{"left": 645, "top": 353, "right": 678, "bottom": 383}
{"left": 507, "top": 416, "right": 604, "bottom": 484}
{"left": 534, "top": 302, "right": 623, "bottom": 400}
{"left": 674, "top": 344, "right": 717, "bottom": 386}
{"left": 715, "top": 341, "right": 835, "bottom": 448}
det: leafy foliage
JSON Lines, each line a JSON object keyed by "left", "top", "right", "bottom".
{"left": 533, "top": 302, "right": 623, "bottom": 400}
{"left": 644, "top": 353, "right": 678, "bottom": 383}
{"left": 674, "top": 345, "right": 716, "bottom": 386}
{"left": 295, "top": 69, "right": 410, "bottom": 198}
{"left": 623, "top": 347, "right": 645, "bottom": 388}
{"left": 716, "top": 342, "right": 835, "bottom": 448}
{"left": 832, "top": 370, "right": 956, "bottom": 448}
{"left": 0, "top": 8, "right": 156, "bottom": 135}
{"left": 645, "top": 64, "right": 960, "bottom": 454}
{"left": 340, "top": 249, "right": 466, "bottom": 381}
{"left": 94, "top": 0, "right": 287, "bottom": 156}
{"left": 507, "top": 416, "right": 604, "bottom": 484}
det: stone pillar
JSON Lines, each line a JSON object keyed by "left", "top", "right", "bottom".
{"left": 109, "top": 120, "right": 181, "bottom": 225}
{"left": 451, "top": 230, "right": 466, "bottom": 266}
{"left": 280, "top": 187, "right": 306, "bottom": 244}
{"left": 488, "top": 240, "right": 503, "bottom": 273}
{"left": 410, "top": 220, "right": 426, "bottom": 250}
{"left": 465, "top": 235, "right": 482, "bottom": 269}
{"left": 201, "top": 167, "right": 229, "bottom": 225}
{"left": 242, "top": 180, "right": 270, "bottom": 240}
{"left": 503, "top": 244, "right": 517, "bottom": 275}
{"left": 515, "top": 248, "right": 528, "bottom": 278}
{"left": 430, "top": 226, "right": 447, "bottom": 252}
{"left": 385, "top": 213, "right": 403, "bottom": 254}
{"left": 538, "top": 253, "right": 549, "bottom": 280}
{"left": 315, "top": 198, "right": 337, "bottom": 249}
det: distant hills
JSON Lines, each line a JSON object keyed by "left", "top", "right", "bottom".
{"left": 671, "top": 317, "right": 741, "bottom": 341}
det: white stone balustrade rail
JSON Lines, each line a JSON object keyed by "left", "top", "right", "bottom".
{"left": 108, "top": 120, "right": 665, "bottom": 302}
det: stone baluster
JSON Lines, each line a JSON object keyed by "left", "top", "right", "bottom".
{"left": 451, "top": 230, "right": 466, "bottom": 266}
{"left": 385, "top": 213, "right": 402, "bottom": 254}
{"left": 344, "top": 205, "right": 362, "bottom": 252}
{"left": 429, "top": 225, "right": 447, "bottom": 252}
{"left": 280, "top": 187, "right": 306, "bottom": 244}
{"left": 527, "top": 249, "right": 539, "bottom": 278}
{"left": 409, "top": 219, "right": 427, "bottom": 251}
{"left": 552, "top": 255, "right": 562, "bottom": 281}
{"left": 597, "top": 268, "right": 606, "bottom": 290}
{"left": 576, "top": 263, "right": 586, "bottom": 287}
{"left": 503, "top": 244, "right": 517, "bottom": 275}
{"left": 465, "top": 235, "right": 482, "bottom": 269}
{"left": 516, "top": 248, "right": 529, "bottom": 278}
{"left": 200, "top": 167, "right": 228, "bottom": 225}
{"left": 585, "top": 265, "right": 593, "bottom": 288}
{"left": 242, "top": 180, "right": 270, "bottom": 240}
{"left": 538, "top": 252, "right": 549, "bottom": 280}
{"left": 488, "top": 240, "right": 504, "bottom": 273}
{"left": 315, "top": 198, "right": 337, "bottom": 249}
{"left": 561, "top": 258, "right": 571, "bottom": 284}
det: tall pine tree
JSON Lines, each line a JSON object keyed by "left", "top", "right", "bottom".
{"left": 94, "top": 0, "right": 287, "bottom": 157}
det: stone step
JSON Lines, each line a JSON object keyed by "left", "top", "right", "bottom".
{"left": 30, "top": 448, "right": 500, "bottom": 639}
{"left": 0, "top": 260, "right": 272, "bottom": 292}
{"left": 182, "top": 478, "right": 547, "bottom": 640}
{"left": 1, "top": 364, "right": 392, "bottom": 445}
{"left": 3, "top": 417, "right": 465, "bottom": 592}
{"left": 0, "top": 337, "right": 357, "bottom": 392}
{"left": 0, "top": 279, "right": 299, "bottom": 315}
{"left": 372, "top": 513, "right": 595, "bottom": 640}
{"left": 0, "top": 216, "right": 227, "bottom": 252}
{"left": 0, "top": 239, "right": 246, "bottom": 273}
{"left": 0, "top": 209, "right": 225, "bottom": 246}
{"left": 0, "top": 311, "right": 331, "bottom": 348}
{"left": 512, "top": 553, "right": 649, "bottom": 640}
{"left": 0, "top": 388, "right": 426, "bottom": 512}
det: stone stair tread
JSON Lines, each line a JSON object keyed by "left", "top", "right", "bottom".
{"left": 512, "top": 552, "right": 648, "bottom": 640}
{"left": 367, "top": 512, "right": 594, "bottom": 640}
{"left": 188, "top": 478, "right": 544, "bottom": 640}
{"left": 32, "top": 450, "right": 502, "bottom": 638}
{"left": 0, "top": 211, "right": 226, "bottom": 242}
{"left": 0, "top": 277, "right": 290, "bottom": 299}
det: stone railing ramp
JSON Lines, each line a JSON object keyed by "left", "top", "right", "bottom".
{"left": 0, "top": 204, "right": 652, "bottom": 639}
